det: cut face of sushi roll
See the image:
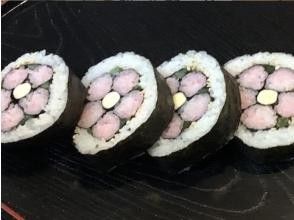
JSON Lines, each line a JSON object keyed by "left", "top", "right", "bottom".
{"left": 73, "top": 52, "right": 173, "bottom": 171}
{"left": 224, "top": 52, "right": 294, "bottom": 163}
{"left": 1, "top": 51, "right": 86, "bottom": 146}
{"left": 147, "top": 51, "right": 241, "bottom": 173}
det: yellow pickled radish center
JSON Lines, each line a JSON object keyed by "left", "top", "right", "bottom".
{"left": 173, "top": 92, "right": 187, "bottom": 110}
{"left": 13, "top": 82, "right": 32, "bottom": 99}
{"left": 102, "top": 91, "right": 120, "bottom": 109}
{"left": 257, "top": 89, "right": 278, "bottom": 105}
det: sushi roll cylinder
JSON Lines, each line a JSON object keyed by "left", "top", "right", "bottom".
{"left": 73, "top": 52, "right": 173, "bottom": 171}
{"left": 1, "top": 51, "right": 86, "bottom": 146}
{"left": 224, "top": 52, "right": 294, "bottom": 163}
{"left": 147, "top": 51, "right": 241, "bottom": 173}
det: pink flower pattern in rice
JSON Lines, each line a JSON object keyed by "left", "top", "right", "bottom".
{"left": 77, "top": 68, "right": 144, "bottom": 141}
{"left": 1, "top": 64, "right": 54, "bottom": 132}
{"left": 237, "top": 64, "right": 294, "bottom": 130}
{"left": 161, "top": 69, "right": 211, "bottom": 139}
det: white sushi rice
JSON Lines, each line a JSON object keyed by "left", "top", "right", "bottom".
{"left": 148, "top": 50, "right": 226, "bottom": 157}
{"left": 224, "top": 52, "right": 294, "bottom": 149}
{"left": 73, "top": 52, "right": 157, "bottom": 154}
{"left": 1, "top": 50, "right": 68, "bottom": 143}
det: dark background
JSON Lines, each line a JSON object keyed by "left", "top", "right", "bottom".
{"left": 2, "top": 2, "right": 294, "bottom": 220}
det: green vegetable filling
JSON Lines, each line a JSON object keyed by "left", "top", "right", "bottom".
{"left": 197, "top": 87, "right": 209, "bottom": 94}
{"left": 20, "top": 115, "right": 35, "bottom": 126}
{"left": 120, "top": 119, "right": 127, "bottom": 128}
{"left": 276, "top": 117, "right": 290, "bottom": 128}
{"left": 40, "top": 81, "right": 51, "bottom": 89}
{"left": 174, "top": 68, "right": 188, "bottom": 79}
{"left": 262, "top": 64, "right": 275, "bottom": 74}
{"left": 133, "top": 85, "right": 143, "bottom": 91}
{"left": 109, "top": 66, "right": 123, "bottom": 75}
{"left": 26, "top": 64, "right": 41, "bottom": 70}
{"left": 182, "top": 121, "right": 192, "bottom": 130}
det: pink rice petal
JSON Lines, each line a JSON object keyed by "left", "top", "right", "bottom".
{"left": 19, "top": 88, "right": 49, "bottom": 115}
{"left": 241, "top": 104, "right": 277, "bottom": 130}
{"left": 179, "top": 93, "right": 210, "bottom": 122}
{"left": 179, "top": 72, "right": 207, "bottom": 97}
{"left": 78, "top": 101, "right": 105, "bottom": 128}
{"left": 87, "top": 74, "right": 113, "bottom": 101}
{"left": 239, "top": 87, "right": 257, "bottom": 110}
{"left": 238, "top": 65, "right": 268, "bottom": 90}
{"left": 114, "top": 90, "right": 144, "bottom": 119}
{"left": 1, "top": 104, "right": 24, "bottom": 132}
{"left": 113, "top": 69, "right": 139, "bottom": 95}
{"left": 265, "top": 68, "right": 294, "bottom": 92}
{"left": 92, "top": 112, "right": 120, "bottom": 141}
{"left": 3, "top": 68, "right": 28, "bottom": 89}
{"left": 29, "top": 65, "right": 53, "bottom": 88}
{"left": 162, "top": 113, "right": 183, "bottom": 139}
{"left": 1, "top": 89, "right": 12, "bottom": 112}
{"left": 275, "top": 92, "right": 294, "bottom": 117}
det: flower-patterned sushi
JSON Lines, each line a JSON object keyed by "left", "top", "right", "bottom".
{"left": 224, "top": 52, "right": 294, "bottom": 163}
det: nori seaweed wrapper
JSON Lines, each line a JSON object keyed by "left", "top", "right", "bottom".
{"left": 2, "top": 71, "right": 86, "bottom": 149}
{"left": 232, "top": 138, "right": 294, "bottom": 164}
{"left": 74, "top": 70, "right": 174, "bottom": 173}
{"left": 149, "top": 69, "right": 241, "bottom": 175}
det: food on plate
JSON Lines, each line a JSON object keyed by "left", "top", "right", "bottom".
{"left": 224, "top": 52, "right": 294, "bottom": 162}
{"left": 147, "top": 51, "right": 241, "bottom": 173}
{"left": 73, "top": 52, "right": 173, "bottom": 171}
{"left": 1, "top": 51, "right": 86, "bottom": 146}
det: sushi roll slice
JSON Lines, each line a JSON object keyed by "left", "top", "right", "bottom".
{"left": 147, "top": 51, "right": 241, "bottom": 173}
{"left": 224, "top": 52, "right": 294, "bottom": 163}
{"left": 1, "top": 51, "right": 86, "bottom": 146}
{"left": 73, "top": 52, "right": 173, "bottom": 171}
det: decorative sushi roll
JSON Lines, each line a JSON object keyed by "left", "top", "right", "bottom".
{"left": 73, "top": 52, "right": 173, "bottom": 171}
{"left": 147, "top": 51, "right": 241, "bottom": 173}
{"left": 1, "top": 51, "right": 86, "bottom": 146}
{"left": 224, "top": 52, "right": 294, "bottom": 163}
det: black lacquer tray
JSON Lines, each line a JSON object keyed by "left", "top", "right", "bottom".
{"left": 2, "top": 2, "right": 294, "bottom": 220}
